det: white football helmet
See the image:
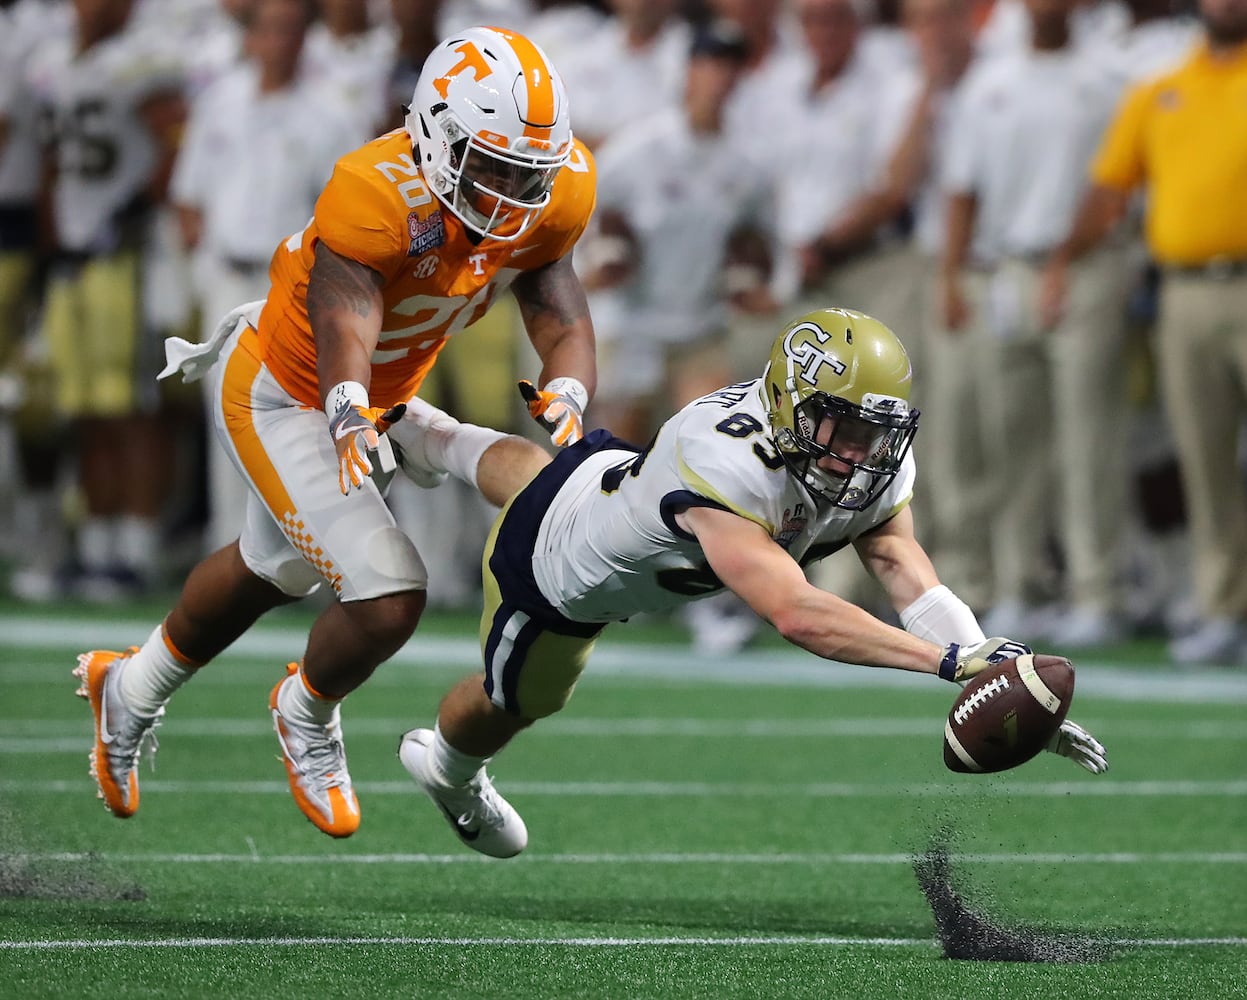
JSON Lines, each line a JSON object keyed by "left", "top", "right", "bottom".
{"left": 406, "top": 26, "right": 573, "bottom": 242}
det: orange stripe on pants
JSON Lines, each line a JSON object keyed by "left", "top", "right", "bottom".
{"left": 219, "top": 325, "right": 298, "bottom": 522}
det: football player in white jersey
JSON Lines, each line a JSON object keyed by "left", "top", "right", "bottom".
{"left": 26, "top": 0, "right": 187, "bottom": 597}
{"left": 384, "top": 307, "right": 1110, "bottom": 858}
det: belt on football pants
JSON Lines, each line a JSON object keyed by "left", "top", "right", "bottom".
{"left": 1164, "top": 257, "right": 1247, "bottom": 281}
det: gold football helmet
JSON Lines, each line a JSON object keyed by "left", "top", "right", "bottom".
{"left": 761, "top": 308, "right": 919, "bottom": 510}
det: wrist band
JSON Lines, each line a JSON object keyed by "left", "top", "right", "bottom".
{"left": 938, "top": 643, "right": 960, "bottom": 682}
{"left": 325, "top": 380, "right": 369, "bottom": 421}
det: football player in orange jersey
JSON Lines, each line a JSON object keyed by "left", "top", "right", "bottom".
{"left": 73, "top": 27, "right": 598, "bottom": 838}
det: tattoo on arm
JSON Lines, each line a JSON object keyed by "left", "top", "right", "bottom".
{"left": 307, "top": 241, "right": 384, "bottom": 326}
{"left": 514, "top": 255, "right": 590, "bottom": 331}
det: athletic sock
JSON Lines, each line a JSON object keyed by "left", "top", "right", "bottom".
{"left": 120, "top": 623, "right": 199, "bottom": 717}
{"left": 116, "top": 514, "right": 160, "bottom": 581}
{"left": 78, "top": 515, "right": 118, "bottom": 573}
{"left": 430, "top": 721, "right": 490, "bottom": 786}
{"left": 277, "top": 665, "right": 341, "bottom": 727}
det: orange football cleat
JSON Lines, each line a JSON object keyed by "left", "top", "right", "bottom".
{"left": 269, "top": 663, "right": 360, "bottom": 838}
{"left": 73, "top": 648, "right": 162, "bottom": 818}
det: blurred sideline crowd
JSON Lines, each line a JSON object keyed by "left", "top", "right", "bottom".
{"left": 1, "top": 0, "right": 1245, "bottom": 665}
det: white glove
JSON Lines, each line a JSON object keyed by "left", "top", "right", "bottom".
{"left": 518, "top": 377, "right": 587, "bottom": 448}
{"left": 937, "top": 637, "right": 1032, "bottom": 683}
{"left": 1044, "top": 719, "right": 1109, "bottom": 774}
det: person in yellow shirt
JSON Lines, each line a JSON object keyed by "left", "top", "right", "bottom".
{"left": 1040, "top": 0, "right": 1247, "bottom": 665}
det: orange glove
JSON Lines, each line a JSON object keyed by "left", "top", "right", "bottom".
{"left": 518, "top": 377, "right": 587, "bottom": 448}
{"left": 327, "top": 383, "right": 405, "bottom": 494}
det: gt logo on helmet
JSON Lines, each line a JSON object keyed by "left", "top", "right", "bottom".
{"left": 782, "top": 321, "right": 846, "bottom": 388}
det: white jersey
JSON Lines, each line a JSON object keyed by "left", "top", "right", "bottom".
{"left": 532, "top": 381, "right": 916, "bottom": 624}
{"left": 593, "top": 107, "right": 773, "bottom": 342}
{"left": 0, "top": 0, "right": 70, "bottom": 204}
{"left": 765, "top": 49, "right": 920, "bottom": 300}
{"left": 26, "top": 22, "right": 184, "bottom": 252}
{"left": 768, "top": 50, "right": 918, "bottom": 249}
{"left": 555, "top": 17, "right": 689, "bottom": 148}
{"left": 170, "top": 64, "right": 364, "bottom": 264}
{"left": 299, "top": 22, "right": 394, "bottom": 128}
{"left": 942, "top": 46, "right": 1122, "bottom": 260}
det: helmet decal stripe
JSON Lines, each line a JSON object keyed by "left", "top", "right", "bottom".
{"left": 500, "top": 30, "right": 557, "bottom": 138}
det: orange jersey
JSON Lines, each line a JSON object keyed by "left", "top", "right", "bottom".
{"left": 256, "top": 130, "right": 597, "bottom": 407}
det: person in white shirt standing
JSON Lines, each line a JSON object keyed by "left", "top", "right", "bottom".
{"left": 769, "top": 0, "right": 920, "bottom": 317}
{"left": 871, "top": 0, "right": 988, "bottom": 612}
{"left": 171, "top": 0, "right": 364, "bottom": 553}
{"left": 579, "top": 19, "right": 775, "bottom": 447}
{"left": 941, "top": 0, "right": 1132, "bottom": 645}
{"left": 299, "top": 0, "right": 394, "bottom": 127}
{"left": 554, "top": 0, "right": 690, "bottom": 151}
{"left": 0, "top": 0, "right": 72, "bottom": 598}
{"left": 27, "top": 0, "right": 188, "bottom": 600}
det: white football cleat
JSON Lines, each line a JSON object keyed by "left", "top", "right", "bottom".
{"left": 270, "top": 664, "right": 360, "bottom": 838}
{"left": 386, "top": 397, "right": 452, "bottom": 488}
{"left": 73, "top": 648, "right": 163, "bottom": 818}
{"left": 398, "top": 728, "right": 528, "bottom": 858}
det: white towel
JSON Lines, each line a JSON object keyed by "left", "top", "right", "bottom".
{"left": 158, "top": 299, "right": 266, "bottom": 383}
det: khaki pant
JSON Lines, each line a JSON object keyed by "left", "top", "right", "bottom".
{"left": 972, "top": 248, "right": 1133, "bottom": 611}
{"left": 43, "top": 250, "right": 156, "bottom": 417}
{"left": 916, "top": 265, "right": 995, "bottom": 610}
{"left": 1155, "top": 273, "right": 1247, "bottom": 619}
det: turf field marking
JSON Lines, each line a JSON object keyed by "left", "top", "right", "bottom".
{"left": 8, "top": 778, "right": 1246, "bottom": 797}
{"left": 1, "top": 935, "right": 1243, "bottom": 951}
{"left": 13, "top": 850, "right": 1247, "bottom": 865}
{"left": 5, "top": 614, "right": 1247, "bottom": 703}
{"left": 6, "top": 717, "right": 1243, "bottom": 752}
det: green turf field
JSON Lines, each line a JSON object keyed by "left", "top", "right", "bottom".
{"left": 1, "top": 601, "right": 1244, "bottom": 999}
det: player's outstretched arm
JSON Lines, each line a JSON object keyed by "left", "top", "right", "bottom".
{"left": 681, "top": 505, "right": 943, "bottom": 675}
{"left": 853, "top": 508, "right": 1109, "bottom": 772}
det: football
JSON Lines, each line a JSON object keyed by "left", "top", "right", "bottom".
{"left": 943, "top": 654, "right": 1075, "bottom": 773}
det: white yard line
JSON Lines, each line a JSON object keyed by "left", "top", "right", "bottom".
{"left": 4, "top": 717, "right": 1243, "bottom": 753}
{"left": 0, "top": 935, "right": 1242, "bottom": 951}
{"left": 4, "top": 615, "right": 1247, "bottom": 703}
{"left": 5, "top": 778, "right": 1246, "bottom": 797}
{"left": 11, "top": 850, "right": 1247, "bottom": 865}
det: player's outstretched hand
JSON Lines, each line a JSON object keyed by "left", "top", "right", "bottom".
{"left": 518, "top": 377, "right": 587, "bottom": 448}
{"left": 329, "top": 401, "right": 405, "bottom": 495}
{"left": 938, "top": 637, "right": 1032, "bottom": 683}
{"left": 1044, "top": 719, "right": 1108, "bottom": 774}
